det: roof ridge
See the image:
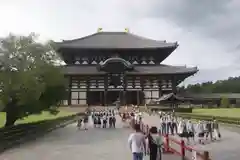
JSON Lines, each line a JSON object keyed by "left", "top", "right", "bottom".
{"left": 128, "top": 32, "right": 176, "bottom": 44}
{"left": 58, "top": 32, "right": 127, "bottom": 43}
{"left": 56, "top": 32, "right": 99, "bottom": 44}
{"left": 55, "top": 31, "right": 178, "bottom": 45}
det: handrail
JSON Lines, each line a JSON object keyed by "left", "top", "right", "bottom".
{"left": 139, "top": 121, "right": 211, "bottom": 160}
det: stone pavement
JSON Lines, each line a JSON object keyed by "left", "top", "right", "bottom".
{"left": 0, "top": 114, "right": 179, "bottom": 160}
{"left": 142, "top": 113, "right": 240, "bottom": 160}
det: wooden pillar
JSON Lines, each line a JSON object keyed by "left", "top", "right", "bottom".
{"left": 132, "top": 76, "right": 135, "bottom": 89}
{"left": 172, "top": 76, "right": 177, "bottom": 94}
{"left": 100, "top": 91, "right": 103, "bottom": 106}
{"left": 158, "top": 78, "right": 162, "bottom": 98}
{"left": 104, "top": 75, "right": 108, "bottom": 106}
{"left": 123, "top": 74, "right": 127, "bottom": 105}
{"left": 86, "top": 76, "right": 90, "bottom": 106}
{"left": 137, "top": 90, "right": 140, "bottom": 105}
{"left": 140, "top": 76, "right": 145, "bottom": 104}
{"left": 68, "top": 76, "right": 72, "bottom": 105}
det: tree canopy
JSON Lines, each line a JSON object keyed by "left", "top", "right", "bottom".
{"left": 0, "top": 33, "right": 66, "bottom": 127}
{"left": 180, "top": 76, "right": 240, "bottom": 93}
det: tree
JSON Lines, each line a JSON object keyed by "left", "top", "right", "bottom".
{"left": 182, "top": 76, "right": 240, "bottom": 93}
{"left": 0, "top": 33, "right": 66, "bottom": 127}
{"left": 220, "top": 97, "right": 230, "bottom": 108}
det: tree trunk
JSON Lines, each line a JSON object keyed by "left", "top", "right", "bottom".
{"left": 4, "top": 101, "right": 18, "bottom": 127}
{"left": 5, "top": 111, "right": 18, "bottom": 127}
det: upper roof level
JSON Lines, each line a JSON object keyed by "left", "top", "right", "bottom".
{"left": 55, "top": 31, "right": 178, "bottom": 49}
{"left": 54, "top": 31, "right": 178, "bottom": 64}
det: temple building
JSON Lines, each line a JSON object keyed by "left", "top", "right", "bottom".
{"left": 55, "top": 30, "right": 198, "bottom": 106}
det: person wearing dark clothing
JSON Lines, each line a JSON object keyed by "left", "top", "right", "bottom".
{"left": 93, "top": 116, "right": 97, "bottom": 128}
{"left": 171, "top": 118, "right": 177, "bottom": 135}
{"left": 109, "top": 116, "right": 113, "bottom": 128}
{"left": 97, "top": 116, "right": 101, "bottom": 128}
{"left": 103, "top": 115, "right": 107, "bottom": 128}
{"left": 205, "top": 121, "right": 213, "bottom": 141}
{"left": 112, "top": 116, "right": 116, "bottom": 128}
{"left": 147, "top": 126, "right": 163, "bottom": 160}
{"left": 77, "top": 118, "right": 82, "bottom": 130}
{"left": 83, "top": 115, "right": 88, "bottom": 130}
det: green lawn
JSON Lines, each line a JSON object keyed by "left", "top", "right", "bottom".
{"left": 0, "top": 110, "right": 76, "bottom": 128}
{"left": 192, "top": 108, "right": 240, "bottom": 118}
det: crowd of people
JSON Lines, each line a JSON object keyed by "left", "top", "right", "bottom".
{"left": 158, "top": 111, "right": 221, "bottom": 144}
{"left": 76, "top": 105, "right": 221, "bottom": 160}
{"left": 77, "top": 108, "right": 117, "bottom": 130}
{"left": 127, "top": 108, "right": 222, "bottom": 160}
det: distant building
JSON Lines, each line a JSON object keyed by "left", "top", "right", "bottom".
{"left": 180, "top": 93, "right": 240, "bottom": 107}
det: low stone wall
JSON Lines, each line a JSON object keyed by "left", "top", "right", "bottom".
{"left": 0, "top": 112, "right": 84, "bottom": 153}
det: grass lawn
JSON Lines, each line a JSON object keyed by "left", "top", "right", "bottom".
{"left": 192, "top": 108, "right": 240, "bottom": 118}
{"left": 0, "top": 109, "right": 76, "bottom": 128}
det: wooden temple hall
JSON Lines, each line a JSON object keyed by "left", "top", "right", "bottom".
{"left": 55, "top": 29, "right": 198, "bottom": 106}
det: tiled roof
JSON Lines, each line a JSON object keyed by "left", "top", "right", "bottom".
{"left": 55, "top": 32, "right": 178, "bottom": 49}
{"left": 157, "top": 93, "right": 191, "bottom": 102}
{"left": 181, "top": 93, "right": 240, "bottom": 99}
{"left": 61, "top": 64, "right": 198, "bottom": 75}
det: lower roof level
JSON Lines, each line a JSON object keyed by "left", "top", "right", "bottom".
{"left": 61, "top": 64, "right": 198, "bottom": 76}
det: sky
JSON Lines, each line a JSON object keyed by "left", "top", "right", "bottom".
{"left": 0, "top": 0, "right": 240, "bottom": 85}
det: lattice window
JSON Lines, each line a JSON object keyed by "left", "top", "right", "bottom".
{"left": 145, "top": 80, "right": 151, "bottom": 88}
{"left": 89, "top": 80, "right": 97, "bottom": 88}
{"left": 135, "top": 79, "right": 141, "bottom": 88}
{"left": 97, "top": 78, "right": 104, "bottom": 88}
{"left": 79, "top": 92, "right": 86, "bottom": 99}
{"left": 152, "top": 80, "right": 158, "bottom": 88}
{"left": 152, "top": 91, "right": 159, "bottom": 98}
{"left": 71, "top": 80, "right": 79, "bottom": 88}
{"left": 79, "top": 80, "right": 87, "bottom": 88}
{"left": 71, "top": 92, "right": 78, "bottom": 99}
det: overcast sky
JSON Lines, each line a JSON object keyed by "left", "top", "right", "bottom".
{"left": 0, "top": 0, "right": 239, "bottom": 85}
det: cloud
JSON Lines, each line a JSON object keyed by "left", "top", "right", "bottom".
{"left": 0, "top": 0, "right": 239, "bottom": 84}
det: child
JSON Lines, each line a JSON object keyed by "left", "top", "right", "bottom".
{"left": 77, "top": 118, "right": 82, "bottom": 130}
{"left": 83, "top": 115, "right": 88, "bottom": 130}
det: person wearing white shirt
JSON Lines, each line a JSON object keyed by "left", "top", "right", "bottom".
{"left": 128, "top": 124, "right": 146, "bottom": 160}
{"left": 187, "top": 120, "right": 195, "bottom": 143}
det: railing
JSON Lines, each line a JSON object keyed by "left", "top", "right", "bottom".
{"left": 0, "top": 113, "right": 84, "bottom": 153}
{"left": 140, "top": 122, "right": 211, "bottom": 160}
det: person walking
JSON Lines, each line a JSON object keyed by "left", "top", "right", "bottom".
{"left": 77, "top": 118, "right": 82, "bottom": 130}
{"left": 213, "top": 119, "right": 221, "bottom": 140}
{"left": 112, "top": 114, "right": 116, "bottom": 128}
{"left": 187, "top": 120, "right": 195, "bottom": 144}
{"left": 83, "top": 114, "right": 89, "bottom": 130}
{"left": 147, "top": 126, "right": 163, "bottom": 160}
{"left": 128, "top": 124, "right": 147, "bottom": 160}
{"left": 205, "top": 120, "right": 213, "bottom": 141}
{"left": 162, "top": 117, "right": 167, "bottom": 135}
{"left": 197, "top": 120, "right": 205, "bottom": 144}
